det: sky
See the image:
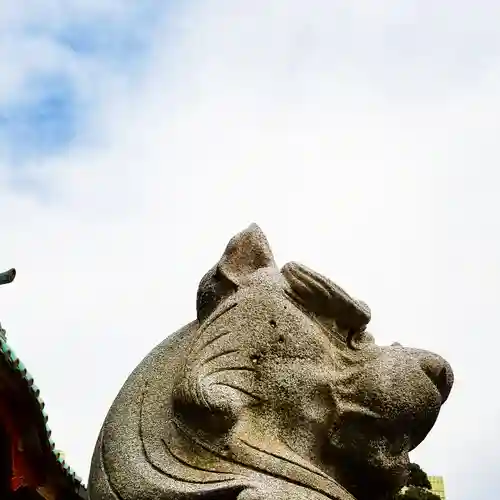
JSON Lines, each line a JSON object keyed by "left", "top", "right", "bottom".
{"left": 0, "top": 1, "right": 498, "bottom": 499}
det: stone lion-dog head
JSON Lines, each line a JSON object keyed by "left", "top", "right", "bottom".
{"left": 89, "top": 224, "right": 453, "bottom": 500}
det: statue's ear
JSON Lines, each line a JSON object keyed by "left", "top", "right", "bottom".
{"left": 218, "top": 223, "right": 277, "bottom": 285}
{"left": 196, "top": 224, "right": 277, "bottom": 322}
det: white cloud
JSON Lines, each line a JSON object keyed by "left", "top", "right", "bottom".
{"left": 1, "top": 2, "right": 499, "bottom": 499}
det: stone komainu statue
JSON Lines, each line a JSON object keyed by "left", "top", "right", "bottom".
{"left": 88, "top": 224, "right": 453, "bottom": 500}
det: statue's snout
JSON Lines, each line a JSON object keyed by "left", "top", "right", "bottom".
{"left": 392, "top": 343, "right": 454, "bottom": 404}
{"left": 417, "top": 350, "right": 454, "bottom": 404}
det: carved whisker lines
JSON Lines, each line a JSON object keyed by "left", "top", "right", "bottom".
{"left": 171, "top": 418, "right": 251, "bottom": 480}
{"left": 156, "top": 468, "right": 235, "bottom": 485}
{"left": 238, "top": 438, "right": 331, "bottom": 481}
{"left": 161, "top": 438, "right": 235, "bottom": 476}
{"left": 210, "top": 382, "right": 262, "bottom": 402}
{"left": 172, "top": 418, "right": 234, "bottom": 466}
{"left": 139, "top": 389, "right": 185, "bottom": 481}
{"left": 140, "top": 389, "right": 232, "bottom": 484}
{"left": 199, "top": 329, "right": 233, "bottom": 351}
{"left": 139, "top": 403, "right": 234, "bottom": 485}
{"left": 188, "top": 303, "right": 238, "bottom": 357}
{"left": 199, "top": 303, "right": 238, "bottom": 333}
{"left": 201, "top": 349, "right": 240, "bottom": 366}
{"left": 205, "top": 366, "right": 257, "bottom": 378}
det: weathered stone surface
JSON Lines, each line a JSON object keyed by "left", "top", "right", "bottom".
{"left": 88, "top": 224, "right": 453, "bottom": 500}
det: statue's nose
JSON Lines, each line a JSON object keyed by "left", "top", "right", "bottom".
{"left": 401, "top": 349, "right": 453, "bottom": 404}
{"left": 418, "top": 351, "right": 454, "bottom": 403}
{"left": 392, "top": 343, "right": 454, "bottom": 403}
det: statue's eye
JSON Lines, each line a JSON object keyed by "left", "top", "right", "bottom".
{"left": 346, "top": 328, "right": 373, "bottom": 349}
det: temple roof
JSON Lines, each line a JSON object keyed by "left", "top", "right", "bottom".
{"left": 0, "top": 269, "right": 87, "bottom": 499}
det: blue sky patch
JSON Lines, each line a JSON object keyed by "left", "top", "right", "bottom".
{"left": 0, "top": 73, "right": 78, "bottom": 164}
{"left": 0, "top": 1, "right": 172, "bottom": 167}
{"left": 55, "top": 21, "right": 146, "bottom": 62}
{"left": 39, "top": 3, "right": 163, "bottom": 72}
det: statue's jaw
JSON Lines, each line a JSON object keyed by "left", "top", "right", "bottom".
{"left": 328, "top": 451, "right": 410, "bottom": 500}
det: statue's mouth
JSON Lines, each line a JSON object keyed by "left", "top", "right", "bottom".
{"left": 407, "top": 417, "right": 438, "bottom": 452}
{"left": 378, "top": 402, "right": 441, "bottom": 455}
{"left": 396, "top": 404, "right": 440, "bottom": 453}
